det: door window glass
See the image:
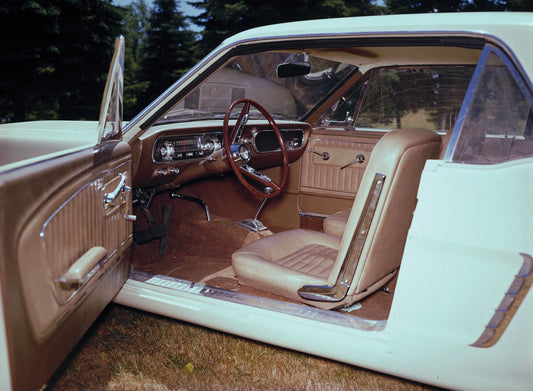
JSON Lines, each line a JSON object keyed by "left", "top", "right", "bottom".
{"left": 325, "top": 66, "right": 474, "bottom": 133}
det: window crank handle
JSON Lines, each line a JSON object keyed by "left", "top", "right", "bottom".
{"left": 341, "top": 153, "right": 365, "bottom": 169}
{"left": 307, "top": 149, "right": 330, "bottom": 161}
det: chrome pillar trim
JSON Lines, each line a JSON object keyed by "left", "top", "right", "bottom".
{"left": 471, "top": 252, "right": 533, "bottom": 348}
{"left": 298, "top": 173, "right": 385, "bottom": 302}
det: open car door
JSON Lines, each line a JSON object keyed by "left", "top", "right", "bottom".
{"left": 0, "top": 36, "right": 133, "bottom": 390}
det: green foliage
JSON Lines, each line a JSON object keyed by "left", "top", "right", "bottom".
{"left": 464, "top": 0, "right": 533, "bottom": 11}
{"left": 385, "top": 0, "right": 465, "bottom": 13}
{"left": 2, "top": 0, "right": 532, "bottom": 123}
{"left": 190, "top": 0, "right": 381, "bottom": 57}
{"left": 120, "top": 0, "right": 151, "bottom": 118}
{"left": 54, "top": 0, "right": 123, "bottom": 120}
{"left": 385, "top": 0, "right": 533, "bottom": 13}
{"left": 0, "top": 0, "right": 122, "bottom": 122}
{"left": 139, "top": 0, "right": 197, "bottom": 105}
{"left": 0, "top": 0, "right": 61, "bottom": 122}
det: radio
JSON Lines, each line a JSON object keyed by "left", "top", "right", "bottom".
{"left": 153, "top": 133, "right": 223, "bottom": 162}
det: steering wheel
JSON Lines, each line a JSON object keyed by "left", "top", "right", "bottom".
{"left": 223, "top": 98, "right": 289, "bottom": 199}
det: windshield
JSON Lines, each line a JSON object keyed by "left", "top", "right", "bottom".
{"left": 156, "top": 51, "right": 357, "bottom": 124}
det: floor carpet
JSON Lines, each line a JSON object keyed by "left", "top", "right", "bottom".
{"left": 132, "top": 177, "right": 395, "bottom": 320}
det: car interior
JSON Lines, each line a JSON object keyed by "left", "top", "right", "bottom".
{"left": 126, "top": 40, "right": 485, "bottom": 321}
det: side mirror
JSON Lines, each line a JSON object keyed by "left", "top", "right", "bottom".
{"left": 277, "top": 62, "right": 311, "bottom": 78}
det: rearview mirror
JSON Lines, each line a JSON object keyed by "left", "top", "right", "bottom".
{"left": 277, "top": 62, "right": 311, "bottom": 78}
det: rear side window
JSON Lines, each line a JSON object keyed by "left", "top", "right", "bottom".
{"left": 325, "top": 66, "right": 474, "bottom": 132}
{"left": 450, "top": 46, "right": 533, "bottom": 163}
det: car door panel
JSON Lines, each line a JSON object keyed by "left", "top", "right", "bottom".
{"left": 0, "top": 140, "right": 132, "bottom": 390}
{"left": 299, "top": 130, "right": 382, "bottom": 216}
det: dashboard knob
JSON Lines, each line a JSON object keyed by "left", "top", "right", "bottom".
{"left": 288, "top": 138, "right": 301, "bottom": 149}
{"left": 159, "top": 141, "right": 175, "bottom": 161}
{"left": 239, "top": 144, "right": 251, "bottom": 162}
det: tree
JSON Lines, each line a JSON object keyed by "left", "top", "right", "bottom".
{"left": 0, "top": 1, "right": 61, "bottom": 122}
{"left": 190, "top": 0, "right": 381, "bottom": 58}
{"left": 386, "top": 0, "right": 533, "bottom": 13}
{"left": 140, "top": 0, "right": 196, "bottom": 104}
{"left": 54, "top": 0, "right": 123, "bottom": 120}
{"left": 0, "top": 0, "right": 122, "bottom": 122}
{"left": 385, "top": 0, "right": 465, "bottom": 13}
{"left": 120, "top": 0, "right": 151, "bottom": 118}
{"left": 463, "top": 0, "right": 533, "bottom": 11}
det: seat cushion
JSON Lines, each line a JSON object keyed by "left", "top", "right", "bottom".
{"left": 232, "top": 229, "right": 341, "bottom": 301}
{"left": 323, "top": 209, "right": 351, "bottom": 237}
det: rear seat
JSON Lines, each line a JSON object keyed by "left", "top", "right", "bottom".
{"left": 322, "top": 209, "right": 351, "bottom": 237}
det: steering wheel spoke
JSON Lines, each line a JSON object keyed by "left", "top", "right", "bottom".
{"left": 223, "top": 98, "right": 289, "bottom": 199}
{"left": 231, "top": 101, "right": 251, "bottom": 143}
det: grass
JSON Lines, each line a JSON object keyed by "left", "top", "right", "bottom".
{"left": 46, "top": 303, "right": 439, "bottom": 391}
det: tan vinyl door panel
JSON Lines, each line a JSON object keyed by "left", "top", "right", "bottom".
{"left": 299, "top": 131, "right": 381, "bottom": 215}
{"left": 0, "top": 140, "right": 133, "bottom": 390}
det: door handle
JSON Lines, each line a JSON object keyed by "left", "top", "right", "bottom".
{"left": 59, "top": 246, "right": 107, "bottom": 290}
{"left": 104, "top": 173, "right": 130, "bottom": 208}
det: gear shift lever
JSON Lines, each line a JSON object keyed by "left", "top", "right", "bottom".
{"left": 236, "top": 198, "right": 268, "bottom": 232}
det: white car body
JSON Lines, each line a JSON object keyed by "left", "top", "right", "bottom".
{"left": 118, "top": 12, "right": 533, "bottom": 390}
{"left": 1, "top": 12, "right": 532, "bottom": 390}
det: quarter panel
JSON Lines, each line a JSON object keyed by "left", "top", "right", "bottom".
{"left": 390, "top": 158, "right": 533, "bottom": 389}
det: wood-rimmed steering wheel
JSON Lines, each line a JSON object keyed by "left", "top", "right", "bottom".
{"left": 223, "top": 98, "right": 289, "bottom": 199}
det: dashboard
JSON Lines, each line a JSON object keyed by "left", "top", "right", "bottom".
{"left": 132, "top": 120, "right": 310, "bottom": 189}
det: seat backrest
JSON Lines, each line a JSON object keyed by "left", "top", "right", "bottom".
{"left": 317, "top": 128, "right": 441, "bottom": 306}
